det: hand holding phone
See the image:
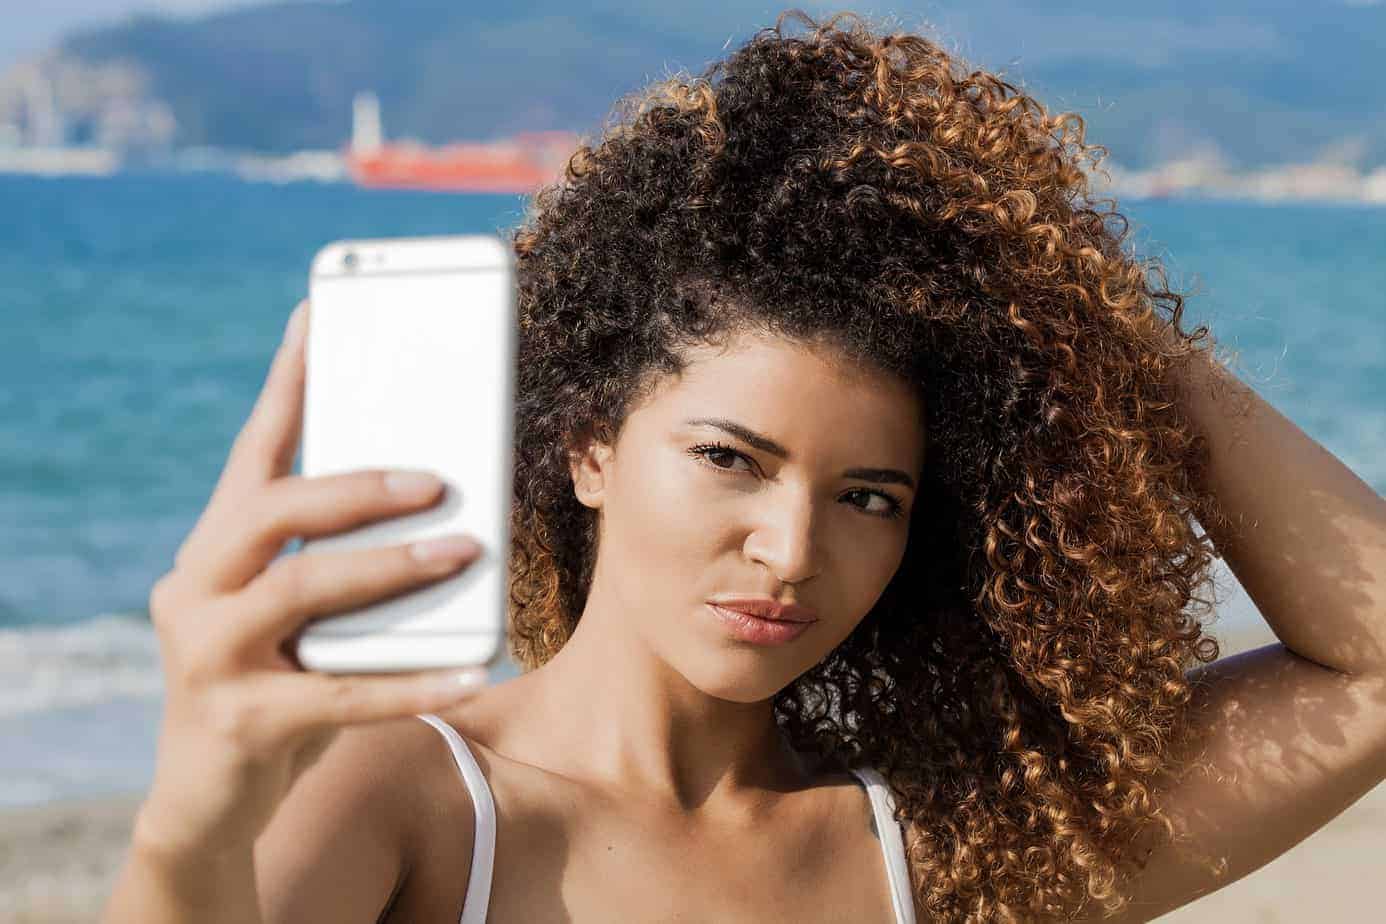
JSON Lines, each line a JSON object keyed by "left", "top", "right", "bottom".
{"left": 125, "top": 301, "right": 491, "bottom": 869}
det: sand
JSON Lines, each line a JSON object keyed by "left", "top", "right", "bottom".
{"left": 0, "top": 794, "right": 142, "bottom": 923}
{"left": 4, "top": 622, "right": 1381, "bottom": 922}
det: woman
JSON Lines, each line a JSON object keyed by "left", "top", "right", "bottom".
{"left": 104, "top": 11, "right": 1386, "bottom": 922}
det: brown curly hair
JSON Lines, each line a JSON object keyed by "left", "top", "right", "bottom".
{"left": 502, "top": 9, "right": 1230, "bottom": 921}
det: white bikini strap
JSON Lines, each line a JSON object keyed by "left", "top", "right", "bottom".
{"left": 850, "top": 766, "right": 917, "bottom": 924}
{"left": 417, "top": 713, "right": 496, "bottom": 924}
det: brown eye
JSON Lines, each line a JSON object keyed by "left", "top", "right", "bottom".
{"left": 688, "top": 442, "right": 754, "bottom": 472}
{"left": 843, "top": 488, "right": 906, "bottom": 520}
{"left": 705, "top": 448, "right": 740, "bottom": 468}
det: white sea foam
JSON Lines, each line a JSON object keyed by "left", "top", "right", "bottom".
{"left": 0, "top": 614, "right": 163, "bottom": 719}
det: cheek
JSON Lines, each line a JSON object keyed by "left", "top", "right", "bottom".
{"left": 605, "top": 454, "right": 722, "bottom": 578}
{"left": 835, "top": 528, "right": 909, "bottom": 603}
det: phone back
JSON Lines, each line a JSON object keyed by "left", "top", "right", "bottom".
{"left": 296, "top": 235, "right": 515, "bottom": 672}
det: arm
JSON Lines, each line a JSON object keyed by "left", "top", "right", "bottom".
{"left": 104, "top": 718, "right": 460, "bottom": 923}
{"left": 253, "top": 721, "right": 426, "bottom": 921}
{"left": 104, "top": 832, "right": 260, "bottom": 923}
{"left": 1170, "top": 338, "right": 1386, "bottom": 676}
{"left": 1076, "top": 332, "right": 1386, "bottom": 922}
{"left": 101, "top": 301, "right": 487, "bottom": 921}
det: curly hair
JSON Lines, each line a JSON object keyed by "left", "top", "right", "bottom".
{"left": 502, "top": 9, "right": 1231, "bottom": 921}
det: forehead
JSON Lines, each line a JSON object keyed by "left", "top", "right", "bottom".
{"left": 637, "top": 330, "right": 925, "bottom": 458}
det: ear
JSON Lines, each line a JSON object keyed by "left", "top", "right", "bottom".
{"left": 566, "top": 424, "right": 616, "bottom": 510}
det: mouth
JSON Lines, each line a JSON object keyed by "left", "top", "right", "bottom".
{"left": 705, "top": 597, "right": 820, "bottom": 624}
{"left": 706, "top": 603, "right": 816, "bottom": 645}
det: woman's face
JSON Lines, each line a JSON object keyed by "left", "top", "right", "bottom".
{"left": 569, "top": 329, "right": 926, "bottom": 703}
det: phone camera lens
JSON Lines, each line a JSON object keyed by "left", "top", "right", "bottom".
{"left": 342, "top": 251, "right": 359, "bottom": 271}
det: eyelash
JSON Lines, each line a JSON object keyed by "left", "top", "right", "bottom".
{"left": 686, "top": 440, "right": 906, "bottom": 521}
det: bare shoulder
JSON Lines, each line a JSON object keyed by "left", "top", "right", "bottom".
{"left": 254, "top": 714, "right": 480, "bottom": 923}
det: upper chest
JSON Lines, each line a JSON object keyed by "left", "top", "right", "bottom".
{"left": 392, "top": 753, "right": 905, "bottom": 923}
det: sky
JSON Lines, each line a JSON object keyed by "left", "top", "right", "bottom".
{"left": 0, "top": 0, "right": 258, "bottom": 70}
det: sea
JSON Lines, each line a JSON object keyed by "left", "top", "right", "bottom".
{"left": 2, "top": 172, "right": 1383, "bottom": 808}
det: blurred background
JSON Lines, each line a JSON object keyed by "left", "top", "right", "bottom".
{"left": 1, "top": 1, "right": 1383, "bottom": 921}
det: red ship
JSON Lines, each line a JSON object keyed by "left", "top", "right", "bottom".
{"left": 345, "top": 129, "right": 580, "bottom": 194}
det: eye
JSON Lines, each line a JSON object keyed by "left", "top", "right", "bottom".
{"left": 843, "top": 488, "right": 906, "bottom": 520}
{"left": 686, "top": 441, "right": 906, "bottom": 521}
{"left": 687, "top": 441, "right": 756, "bottom": 474}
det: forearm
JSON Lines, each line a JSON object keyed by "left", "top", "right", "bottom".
{"left": 101, "top": 811, "right": 263, "bottom": 924}
{"left": 1168, "top": 340, "right": 1386, "bottom": 676}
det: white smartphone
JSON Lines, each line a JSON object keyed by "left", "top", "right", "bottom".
{"left": 294, "top": 234, "right": 515, "bottom": 673}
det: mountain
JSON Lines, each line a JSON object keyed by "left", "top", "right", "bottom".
{"left": 39, "top": 0, "right": 1386, "bottom": 168}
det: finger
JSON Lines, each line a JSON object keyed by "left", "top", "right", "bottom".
{"left": 206, "top": 301, "right": 310, "bottom": 513}
{"left": 260, "top": 667, "right": 490, "bottom": 743}
{"left": 230, "top": 531, "right": 482, "bottom": 646}
{"left": 180, "top": 467, "right": 449, "bottom": 594}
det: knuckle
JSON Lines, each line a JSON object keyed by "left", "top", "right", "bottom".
{"left": 247, "top": 484, "right": 293, "bottom": 544}
{"left": 314, "top": 677, "right": 359, "bottom": 725}
{"left": 148, "top": 573, "right": 192, "bottom": 634}
{"left": 148, "top": 574, "right": 178, "bottom": 622}
{"left": 206, "top": 686, "right": 276, "bottom": 755}
{"left": 161, "top": 629, "right": 224, "bottom": 692}
{"left": 167, "top": 654, "right": 212, "bottom": 692}
{"left": 262, "top": 553, "right": 309, "bottom": 606}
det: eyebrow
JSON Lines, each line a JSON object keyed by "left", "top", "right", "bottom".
{"left": 682, "top": 417, "right": 917, "bottom": 490}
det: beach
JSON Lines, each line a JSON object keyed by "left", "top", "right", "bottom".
{"left": 5, "top": 621, "right": 1382, "bottom": 922}
{"left": 0, "top": 793, "right": 141, "bottom": 923}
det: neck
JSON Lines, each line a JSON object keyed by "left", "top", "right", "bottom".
{"left": 500, "top": 582, "right": 815, "bottom": 815}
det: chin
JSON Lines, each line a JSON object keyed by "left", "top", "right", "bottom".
{"left": 676, "top": 650, "right": 807, "bottom": 704}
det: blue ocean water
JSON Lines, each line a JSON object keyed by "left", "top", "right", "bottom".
{"left": 1, "top": 173, "right": 1383, "bottom": 806}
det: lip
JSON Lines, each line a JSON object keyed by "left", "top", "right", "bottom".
{"left": 705, "top": 599, "right": 819, "bottom": 647}
{"left": 706, "top": 596, "right": 820, "bottom": 623}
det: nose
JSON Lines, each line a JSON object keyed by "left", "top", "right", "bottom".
{"left": 741, "top": 489, "right": 823, "bottom": 585}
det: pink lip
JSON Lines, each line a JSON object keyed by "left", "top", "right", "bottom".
{"left": 707, "top": 603, "right": 816, "bottom": 645}
{"left": 706, "top": 596, "right": 819, "bottom": 623}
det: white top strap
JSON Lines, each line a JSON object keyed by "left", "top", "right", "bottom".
{"left": 417, "top": 714, "right": 496, "bottom": 924}
{"left": 417, "top": 714, "right": 911, "bottom": 924}
{"left": 849, "top": 766, "right": 917, "bottom": 924}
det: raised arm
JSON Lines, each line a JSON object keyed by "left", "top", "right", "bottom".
{"left": 101, "top": 302, "right": 488, "bottom": 922}
{"left": 1170, "top": 336, "right": 1386, "bottom": 676}
{"left": 1082, "top": 329, "right": 1386, "bottom": 922}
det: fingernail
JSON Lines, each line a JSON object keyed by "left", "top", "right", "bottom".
{"left": 424, "top": 668, "right": 488, "bottom": 696}
{"left": 410, "top": 535, "right": 481, "bottom": 563}
{"left": 386, "top": 470, "right": 444, "bottom": 500}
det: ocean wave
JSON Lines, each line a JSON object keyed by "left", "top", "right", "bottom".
{"left": 0, "top": 614, "right": 163, "bottom": 719}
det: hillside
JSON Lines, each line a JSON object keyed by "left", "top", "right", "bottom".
{"left": 43, "top": 0, "right": 1386, "bottom": 167}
